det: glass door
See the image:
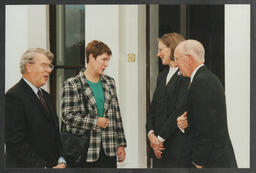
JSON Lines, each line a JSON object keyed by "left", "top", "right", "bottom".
{"left": 49, "top": 5, "right": 85, "bottom": 126}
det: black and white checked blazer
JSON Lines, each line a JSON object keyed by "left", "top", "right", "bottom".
{"left": 61, "top": 68, "right": 127, "bottom": 162}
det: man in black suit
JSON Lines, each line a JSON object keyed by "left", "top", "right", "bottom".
{"left": 146, "top": 33, "right": 191, "bottom": 168}
{"left": 174, "top": 39, "right": 237, "bottom": 168}
{"left": 5, "top": 48, "right": 66, "bottom": 168}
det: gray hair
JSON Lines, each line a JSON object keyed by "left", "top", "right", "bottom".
{"left": 20, "top": 48, "right": 54, "bottom": 74}
{"left": 177, "top": 39, "right": 205, "bottom": 63}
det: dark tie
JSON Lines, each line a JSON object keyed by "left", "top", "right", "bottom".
{"left": 188, "top": 81, "right": 192, "bottom": 90}
{"left": 37, "top": 89, "right": 49, "bottom": 113}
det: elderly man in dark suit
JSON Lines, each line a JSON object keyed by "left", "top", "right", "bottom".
{"left": 174, "top": 39, "right": 237, "bottom": 168}
{"left": 5, "top": 48, "right": 66, "bottom": 168}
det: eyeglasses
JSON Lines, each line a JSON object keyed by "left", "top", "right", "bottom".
{"left": 29, "top": 62, "right": 54, "bottom": 71}
{"left": 41, "top": 63, "right": 54, "bottom": 71}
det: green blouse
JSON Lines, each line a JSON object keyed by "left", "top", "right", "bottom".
{"left": 87, "top": 79, "right": 104, "bottom": 117}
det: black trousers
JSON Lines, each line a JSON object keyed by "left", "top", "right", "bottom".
{"left": 77, "top": 144, "right": 117, "bottom": 168}
{"left": 153, "top": 157, "right": 192, "bottom": 168}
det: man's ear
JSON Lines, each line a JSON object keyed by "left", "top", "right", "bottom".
{"left": 26, "top": 63, "right": 32, "bottom": 73}
{"left": 187, "top": 54, "right": 194, "bottom": 64}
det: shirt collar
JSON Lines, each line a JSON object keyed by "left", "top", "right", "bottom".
{"left": 23, "top": 77, "right": 40, "bottom": 97}
{"left": 168, "top": 66, "right": 178, "bottom": 74}
{"left": 190, "top": 64, "right": 204, "bottom": 83}
{"left": 166, "top": 66, "right": 178, "bottom": 85}
{"left": 79, "top": 67, "right": 105, "bottom": 84}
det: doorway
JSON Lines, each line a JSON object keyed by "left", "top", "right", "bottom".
{"left": 158, "top": 5, "right": 224, "bottom": 85}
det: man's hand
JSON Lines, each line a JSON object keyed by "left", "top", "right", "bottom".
{"left": 177, "top": 112, "right": 188, "bottom": 130}
{"left": 117, "top": 146, "right": 126, "bottom": 162}
{"left": 97, "top": 117, "right": 109, "bottom": 128}
{"left": 194, "top": 163, "right": 203, "bottom": 168}
{"left": 53, "top": 162, "right": 66, "bottom": 168}
{"left": 148, "top": 132, "right": 165, "bottom": 159}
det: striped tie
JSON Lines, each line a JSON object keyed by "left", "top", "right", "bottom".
{"left": 37, "top": 90, "right": 49, "bottom": 113}
{"left": 188, "top": 81, "right": 192, "bottom": 90}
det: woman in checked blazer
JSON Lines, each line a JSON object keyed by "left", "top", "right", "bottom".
{"left": 61, "top": 40, "right": 127, "bottom": 168}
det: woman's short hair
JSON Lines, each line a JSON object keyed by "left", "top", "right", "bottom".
{"left": 158, "top": 32, "right": 185, "bottom": 57}
{"left": 86, "top": 40, "right": 112, "bottom": 63}
{"left": 20, "top": 48, "right": 54, "bottom": 74}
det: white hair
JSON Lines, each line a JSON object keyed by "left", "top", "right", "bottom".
{"left": 177, "top": 39, "right": 205, "bottom": 63}
{"left": 20, "top": 48, "right": 54, "bottom": 74}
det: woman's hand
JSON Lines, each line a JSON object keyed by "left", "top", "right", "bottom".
{"left": 148, "top": 132, "right": 165, "bottom": 159}
{"left": 117, "top": 146, "right": 126, "bottom": 162}
{"left": 97, "top": 117, "right": 110, "bottom": 128}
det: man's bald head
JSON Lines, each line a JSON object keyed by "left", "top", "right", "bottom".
{"left": 174, "top": 39, "right": 205, "bottom": 77}
{"left": 176, "top": 39, "right": 205, "bottom": 64}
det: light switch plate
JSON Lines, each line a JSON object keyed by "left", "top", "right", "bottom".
{"left": 128, "top": 54, "right": 136, "bottom": 62}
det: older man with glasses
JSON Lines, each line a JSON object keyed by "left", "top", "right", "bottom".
{"left": 5, "top": 48, "right": 66, "bottom": 168}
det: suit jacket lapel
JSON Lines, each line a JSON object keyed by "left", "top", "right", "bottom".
{"left": 80, "top": 74, "right": 98, "bottom": 116}
{"left": 158, "top": 69, "right": 168, "bottom": 96}
{"left": 43, "top": 91, "right": 59, "bottom": 128}
{"left": 20, "top": 79, "right": 56, "bottom": 124}
{"left": 192, "top": 65, "right": 207, "bottom": 83}
{"left": 187, "top": 65, "right": 207, "bottom": 126}
{"left": 100, "top": 75, "right": 111, "bottom": 117}
{"left": 188, "top": 65, "right": 207, "bottom": 95}
{"left": 166, "top": 70, "right": 179, "bottom": 94}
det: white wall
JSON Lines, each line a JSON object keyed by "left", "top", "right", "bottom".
{"left": 85, "top": 5, "right": 119, "bottom": 89}
{"left": 118, "top": 5, "right": 147, "bottom": 168}
{"left": 85, "top": 5, "right": 147, "bottom": 168}
{"left": 5, "top": 5, "right": 49, "bottom": 92}
{"left": 137, "top": 5, "right": 147, "bottom": 168}
{"left": 225, "top": 4, "right": 250, "bottom": 168}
